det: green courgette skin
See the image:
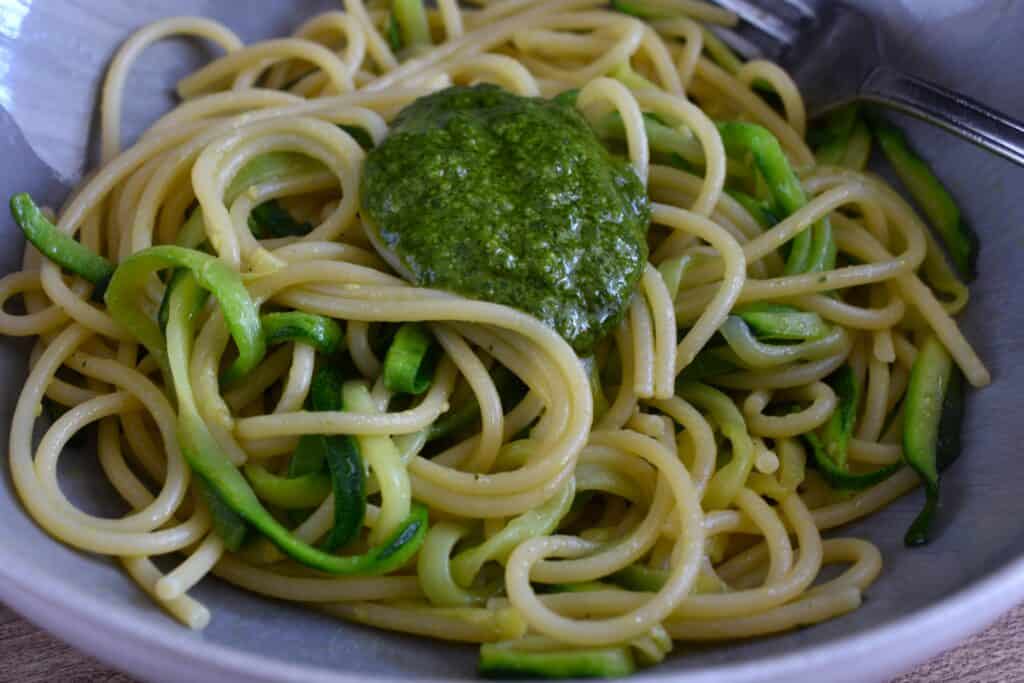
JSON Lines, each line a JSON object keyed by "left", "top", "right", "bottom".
{"left": 869, "top": 116, "right": 978, "bottom": 281}
{"left": 390, "top": 0, "right": 431, "bottom": 53}
{"left": 119, "top": 253, "right": 424, "bottom": 574}
{"left": 247, "top": 200, "right": 313, "bottom": 239}
{"left": 803, "top": 366, "right": 900, "bottom": 491}
{"left": 903, "top": 336, "right": 964, "bottom": 546}
{"left": 10, "top": 193, "right": 115, "bottom": 299}
{"left": 676, "top": 347, "right": 737, "bottom": 384}
{"left": 430, "top": 365, "right": 524, "bottom": 442}
{"left": 383, "top": 323, "right": 438, "bottom": 395}
{"left": 196, "top": 478, "right": 249, "bottom": 552}
{"left": 810, "top": 104, "right": 871, "bottom": 170}
{"left": 306, "top": 363, "right": 367, "bottom": 552}
{"left": 479, "top": 645, "right": 636, "bottom": 679}
{"left": 609, "top": 0, "right": 661, "bottom": 18}
{"left": 718, "top": 122, "right": 835, "bottom": 275}
{"left": 609, "top": 564, "right": 667, "bottom": 592}
{"left": 262, "top": 311, "right": 344, "bottom": 355}
{"left": 734, "top": 303, "right": 829, "bottom": 341}
{"left": 727, "top": 189, "right": 779, "bottom": 229}
{"left": 243, "top": 464, "right": 332, "bottom": 509}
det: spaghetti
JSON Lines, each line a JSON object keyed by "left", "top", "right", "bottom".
{"left": 0, "top": 0, "right": 988, "bottom": 677}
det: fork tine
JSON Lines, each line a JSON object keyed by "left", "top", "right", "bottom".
{"left": 780, "top": 0, "right": 816, "bottom": 19}
{"left": 707, "top": 25, "right": 771, "bottom": 62}
{"left": 710, "top": 0, "right": 799, "bottom": 45}
{"left": 706, "top": 26, "right": 758, "bottom": 59}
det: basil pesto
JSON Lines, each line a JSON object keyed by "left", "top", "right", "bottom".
{"left": 361, "top": 85, "right": 650, "bottom": 353}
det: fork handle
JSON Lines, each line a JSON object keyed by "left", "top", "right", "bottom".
{"left": 860, "top": 65, "right": 1024, "bottom": 167}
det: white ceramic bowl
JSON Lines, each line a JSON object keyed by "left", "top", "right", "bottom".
{"left": 1, "top": 1, "right": 1023, "bottom": 681}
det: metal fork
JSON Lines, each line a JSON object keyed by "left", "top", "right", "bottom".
{"left": 709, "top": 0, "right": 1024, "bottom": 166}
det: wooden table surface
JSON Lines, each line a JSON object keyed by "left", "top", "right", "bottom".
{"left": 2, "top": 603, "right": 1023, "bottom": 682}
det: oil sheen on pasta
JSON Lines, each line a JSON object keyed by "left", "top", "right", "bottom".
{"left": 361, "top": 85, "right": 650, "bottom": 353}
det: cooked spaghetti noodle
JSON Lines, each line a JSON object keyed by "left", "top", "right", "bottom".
{"left": 0, "top": 0, "right": 988, "bottom": 676}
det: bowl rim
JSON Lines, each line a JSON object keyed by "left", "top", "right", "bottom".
{"left": 0, "top": 524, "right": 1022, "bottom": 682}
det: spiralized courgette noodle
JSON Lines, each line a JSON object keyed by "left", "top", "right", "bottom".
{"left": 0, "top": 0, "right": 989, "bottom": 671}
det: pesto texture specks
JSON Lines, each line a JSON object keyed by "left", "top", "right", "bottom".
{"left": 361, "top": 85, "right": 650, "bottom": 353}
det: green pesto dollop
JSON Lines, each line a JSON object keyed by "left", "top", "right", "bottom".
{"left": 361, "top": 85, "right": 650, "bottom": 353}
